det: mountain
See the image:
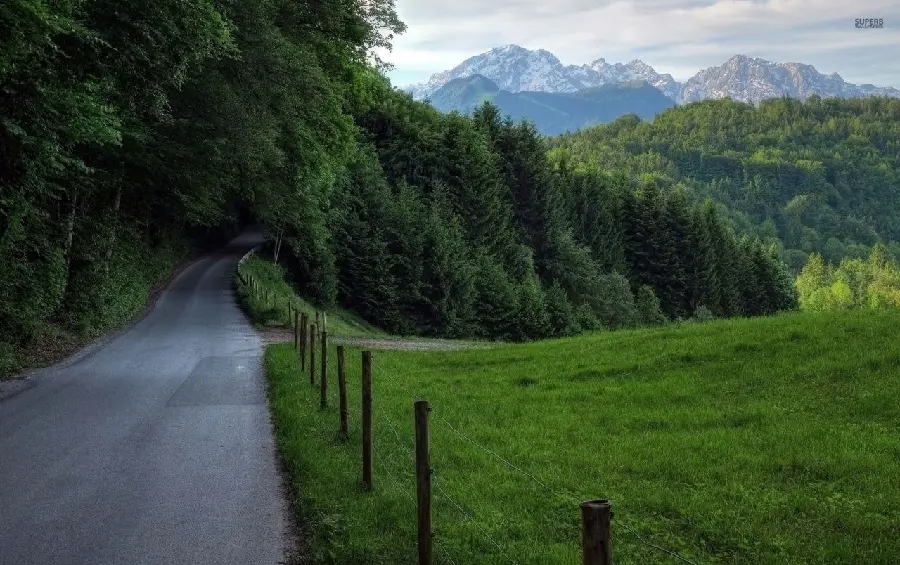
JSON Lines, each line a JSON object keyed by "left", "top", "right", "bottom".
{"left": 408, "top": 44, "right": 679, "bottom": 101}
{"left": 428, "top": 74, "right": 499, "bottom": 111}
{"left": 404, "top": 46, "right": 900, "bottom": 105}
{"left": 682, "top": 55, "right": 900, "bottom": 103}
{"left": 428, "top": 74, "right": 675, "bottom": 135}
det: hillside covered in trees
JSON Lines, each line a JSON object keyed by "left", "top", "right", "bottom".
{"left": 548, "top": 96, "right": 900, "bottom": 271}
{"left": 1, "top": 0, "right": 797, "bottom": 375}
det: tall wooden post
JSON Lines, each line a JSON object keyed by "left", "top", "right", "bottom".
{"left": 288, "top": 302, "right": 293, "bottom": 326}
{"left": 320, "top": 330, "right": 328, "bottom": 409}
{"left": 294, "top": 310, "right": 299, "bottom": 350}
{"left": 337, "top": 346, "right": 348, "bottom": 437}
{"left": 415, "top": 400, "right": 432, "bottom": 565}
{"left": 362, "top": 351, "right": 373, "bottom": 490}
{"left": 309, "top": 324, "right": 316, "bottom": 386}
{"left": 581, "top": 499, "right": 612, "bottom": 565}
{"left": 299, "top": 313, "right": 308, "bottom": 370}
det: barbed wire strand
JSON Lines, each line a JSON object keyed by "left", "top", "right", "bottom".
{"left": 380, "top": 409, "right": 416, "bottom": 455}
{"left": 435, "top": 537, "right": 461, "bottom": 565}
{"left": 618, "top": 522, "right": 699, "bottom": 565}
{"left": 430, "top": 409, "right": 578, "bottom": 500}
{"left": 374, "top": 366, "right": 421, "bottom": 402}
{"left": 373, "top": 446, "right": 463, "bottom": 565}
{"left": 372, "top": 443, "right": 415, "bottom": 502}
{"left": 433, "top": 480, "right": 522, "bottom": 565}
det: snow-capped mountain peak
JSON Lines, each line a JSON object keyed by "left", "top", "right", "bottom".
{"left": 404, "top": 46, "right": 680, "bottom": 102}
{"left": 681, "top": 54, "right": 900, "bottom": 103}
{"left": 402, "top": 45, "right": 900, "bottom": 105}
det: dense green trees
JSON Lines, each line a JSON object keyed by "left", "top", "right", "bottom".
{"left": 2, "top": 0, "right": 801, "bottom": 376}
{"left": 0, "top": 0, "right": 402, "bottom": 374}
{"left": 328, "top": 89, "right": 798, "bottom": 338}
{"left": 796, "top": 245, "right": 900, "bottom": 311}
{"left": 548, "top": 96, "right": 900, "bottom": 271}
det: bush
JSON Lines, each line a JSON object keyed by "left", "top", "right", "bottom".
{"left": 636, "top": 284, "right": 668, "bottom": 326}
{"left": 692, "top": 304, "right": 715, "bottom": 323}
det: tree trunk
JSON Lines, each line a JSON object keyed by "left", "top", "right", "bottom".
{"left": 273, "top": 228, "right": 284, "bottom": 264}
{"left": 105, "top": 184, "right": 122, "bottom": 278}
{"left": 64, "top": 187, "right": 79, "bottom": 276}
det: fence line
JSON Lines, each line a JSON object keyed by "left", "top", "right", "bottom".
{"left": 373, "top": 442, "right": 463, "bottom": 565}
{"left": 372, "top": 365, "right": 701, "bottom": 565}
{"left": 247, "top": 280, "right": 704, "bottom": 565}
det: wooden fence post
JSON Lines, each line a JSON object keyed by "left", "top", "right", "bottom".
{"left": 415, "top": 400, "right": 432, "bottom": 565}
{"left": 337, "top": 346, "right": 348, "bottom": 437}
{"left": 309, "top": 324, "right": 316, "bottom": 386}
{"left": 288, "top": 302, "right": 292, "bottom": 326}
{"left": 294, "top": 310, "right": 299, "bottom": 350}
{"left": 320, "top": 330, "right": 328, "bottom": 409}
{"left": 299, "top": 313, "right": 308, "bottom": 370}
{"left": 315, "top": 312, "right": 320, "bottom": 336}
{"left": 362, "top": 351, "right": 373, "bottom": 490}
{"left": 581, "top": 499, "right": 612, "bottom": 565}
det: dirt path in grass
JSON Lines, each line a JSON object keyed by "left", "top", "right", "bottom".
{"left": 260, "top": 327, "right": 484, "bottom": 351}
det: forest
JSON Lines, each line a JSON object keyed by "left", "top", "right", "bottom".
{"left": 7, "top": 0, "right": 888, "bottom": 377}
{"left": 548, "top": 96, "right": 900, "bottom": 272}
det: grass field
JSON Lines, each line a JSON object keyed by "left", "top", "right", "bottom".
{"left": 266, "top": 309, "right": 900, "bottom": 564}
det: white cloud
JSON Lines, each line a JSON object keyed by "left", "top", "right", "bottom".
{"left": 381, "top": 0, "right": 900, "bottom": 87}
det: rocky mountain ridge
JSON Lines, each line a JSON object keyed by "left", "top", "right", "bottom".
{"left": 405, "top": 45, "right": 900, "bottom": 104}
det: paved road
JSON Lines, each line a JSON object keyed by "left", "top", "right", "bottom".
{"left": 0, "top": 232, "right": 288, "bottom": 565}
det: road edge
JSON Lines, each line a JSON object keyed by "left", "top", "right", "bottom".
{"left": 0, "top": 251, "right": 208, "bottom": 401}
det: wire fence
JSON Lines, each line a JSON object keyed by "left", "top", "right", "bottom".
{"left": 238, "top": 270, "right": 701, "bottom": 565}
{"left": 367, "top": 360, "right": 700, "bottom": 565}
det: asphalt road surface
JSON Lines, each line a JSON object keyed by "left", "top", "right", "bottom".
{"left": 0, "top": 231, "right": 288, "bottom": 565}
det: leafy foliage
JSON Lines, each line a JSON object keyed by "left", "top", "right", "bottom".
{"left": 796, "top": 244, "right": 900, "bottom": 311}
{"left": 0, "top": 0, "right": 404, "bottom": 375}
{"left": 548, "top": 96, "right": 900, "bottom": 271}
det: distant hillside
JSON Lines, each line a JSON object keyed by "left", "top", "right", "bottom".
{"left": 548, "top": 96, "right": 900, "bottom": 271}
{"left": 426, "top": 74, "right": 675, "bottom": 135}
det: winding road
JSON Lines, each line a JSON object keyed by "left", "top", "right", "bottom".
{"left": 0, "top": 232, "right": 289, "bottom": 565}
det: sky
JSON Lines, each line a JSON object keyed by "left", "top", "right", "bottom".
{"left": 381, "top": 0, "right": 900, "bottom": 88}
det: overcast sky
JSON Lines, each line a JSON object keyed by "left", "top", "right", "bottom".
{"left": 381, "top": 0, "right": 900, "bottom": 88}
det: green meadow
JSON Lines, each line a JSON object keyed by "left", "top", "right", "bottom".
{"left": 266, "top": 310, "right": 900, "bottom": 565}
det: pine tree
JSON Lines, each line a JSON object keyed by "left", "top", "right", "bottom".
{"left": 417, "top": 184, "right": 477, "bottom": 337}
{"left": 438, "top": 115, "right": 515, "bottom": 257}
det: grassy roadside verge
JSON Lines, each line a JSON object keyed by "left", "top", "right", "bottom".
{"left": 265, "top": 309, "right": 900, "bottom": 565}
{"left": 236, "top": 256, "right": 384, "bottom": 338}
